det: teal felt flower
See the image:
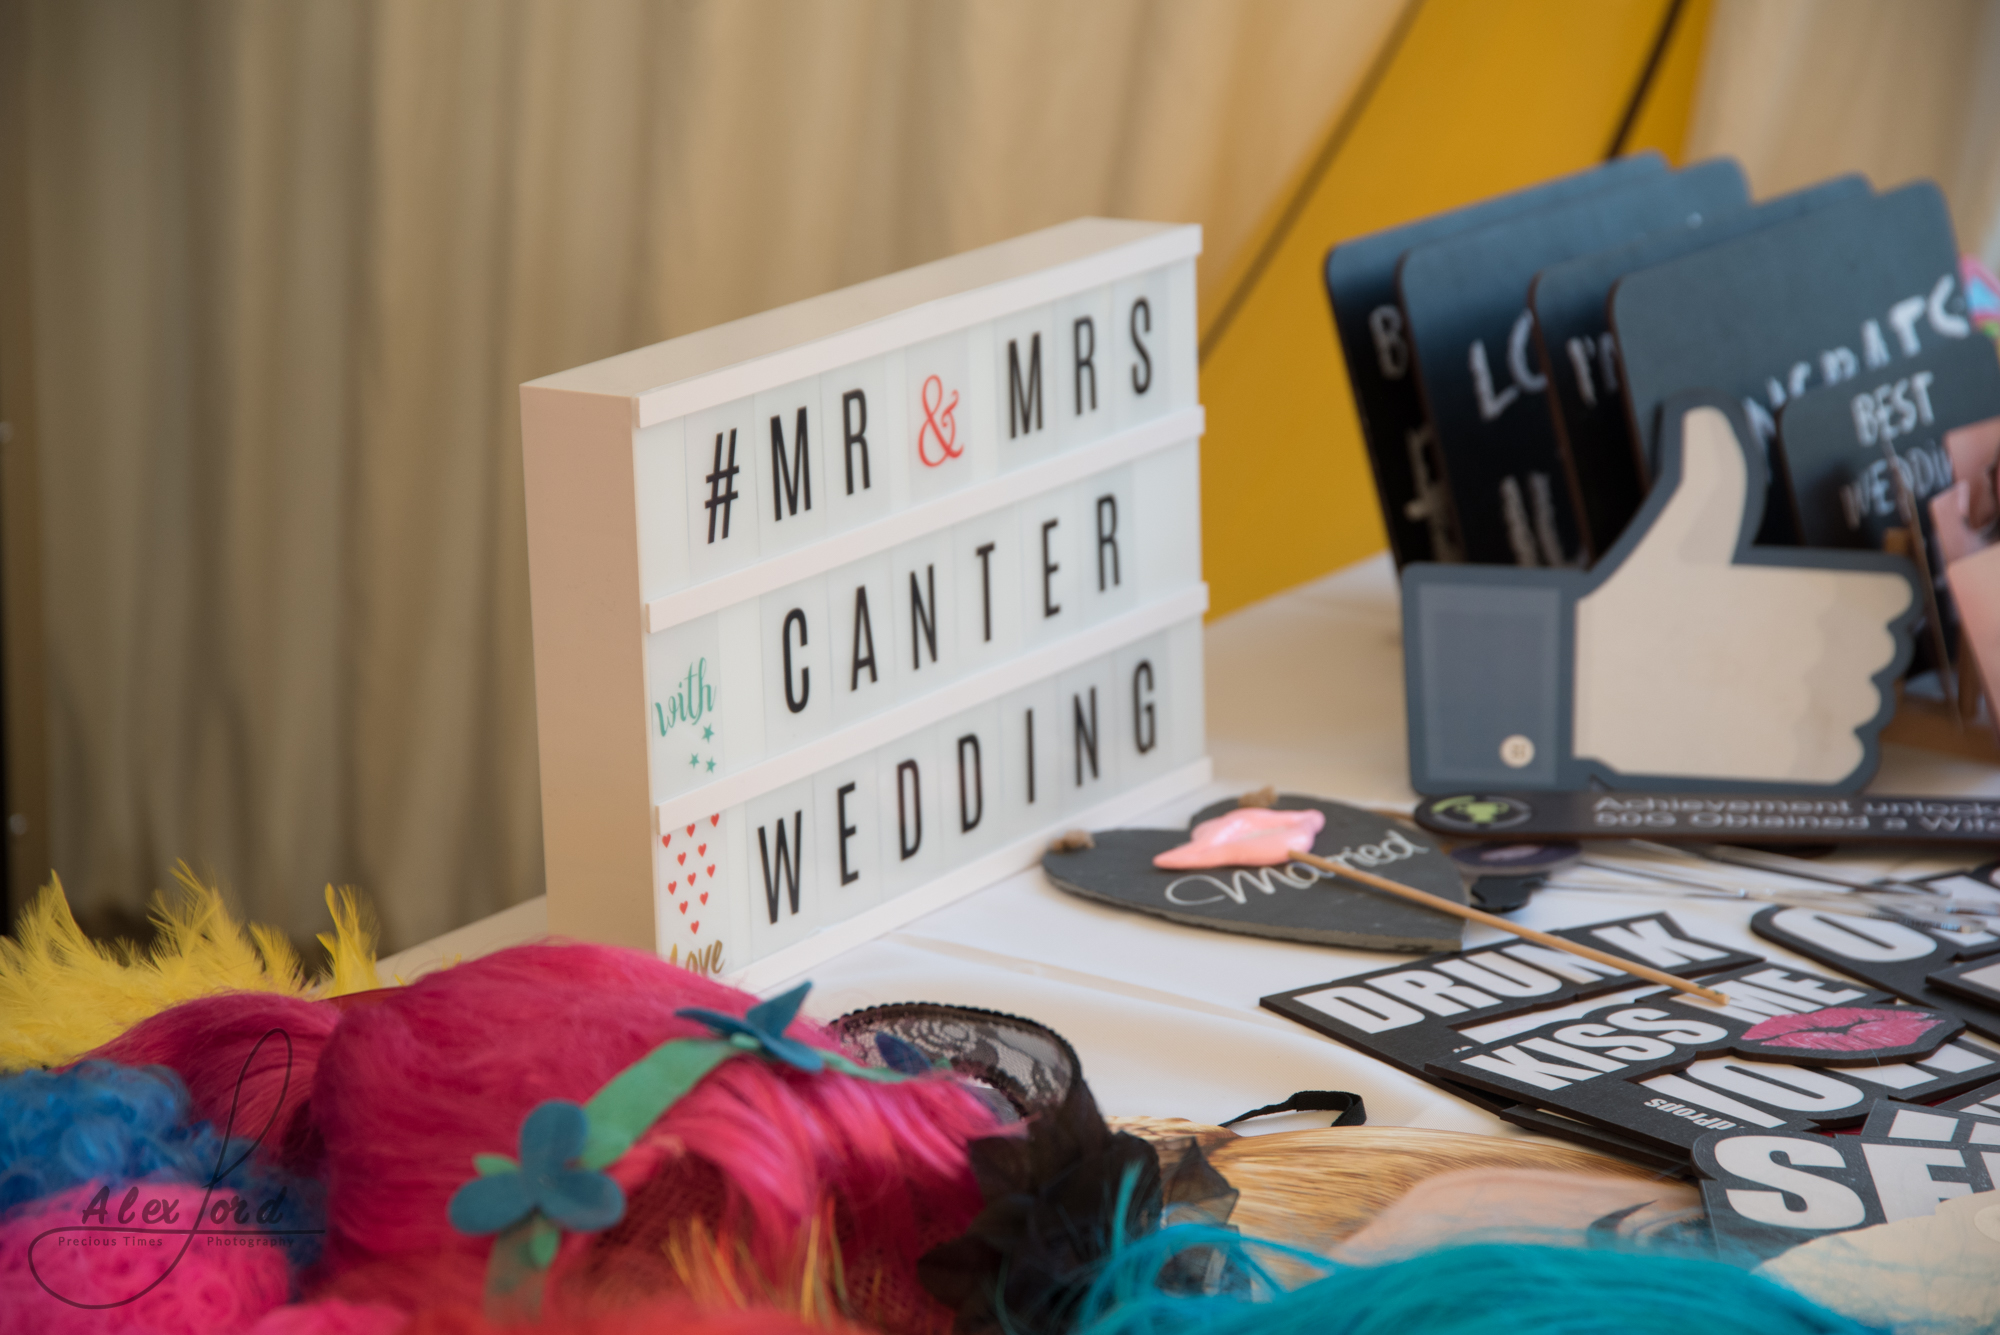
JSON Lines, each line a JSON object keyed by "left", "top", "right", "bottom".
{"left": 675, "top": 981, "right": 824, "bottom": 1072}
{"left": 448, "top": 1100, "right": 625, "bottom": 1238}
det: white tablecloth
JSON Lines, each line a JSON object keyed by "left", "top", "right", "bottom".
{"left": 779, "top": 553, "right": 2000, "bottom": 1139}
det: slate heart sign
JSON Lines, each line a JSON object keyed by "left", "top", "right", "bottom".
{"left": 1397, "top": 159, "right": 1749, "bottom": 566}
{"left": 1612, "top": 183, "right": 1974, "bottom": 544}
{"left": 1531, "top": 176, "right": 1870, "bottom": 555}
{"left": 1040, "top": 795, "right": 1468, "bottom": 952}
{"left": 1323, "top": 152, "right": 1668, "bottom": 568}
{"left": 1401, "top": 393, "right": 1917, "bottom": 794}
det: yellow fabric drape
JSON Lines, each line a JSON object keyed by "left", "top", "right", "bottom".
{"left": 17, "top": 0, "right": 1402, "bottom": 948}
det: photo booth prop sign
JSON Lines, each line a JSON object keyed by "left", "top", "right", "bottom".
{"left": 1531, "top": 176, "right": 1870, "bottom": 557}
{"left": 1695, "top": 1100, "right": 2000, "bottom": 1261}
{"left": 1323, "top": 152, "right": 1667, "bottom": 568}
{"left": 1410, "top": 790, "right": 2000, "bottom": 848}
{"left": 1611, "top": 183, "right": 1974, "bottom": 544}
{"left": 521, "top": 219, "right": 1208, "bottom": 981}
{"left": 1040, "top": 795, "right": 1469, "bottom": 953}
{"left": 1779, "top": 336, "right": 2000, "bottom": 551}
{"left": 1263, "top": 912, "right": 2000, "bottom": 1165}
{"left": 1397, "top": 159, "right": 1749, "bottom": 567}
{"left": 1400, "top": 395, "right": 1917, "bottom": 795}
{"left": 1751, "top": 907, "right": 2000, "bottom": 1043}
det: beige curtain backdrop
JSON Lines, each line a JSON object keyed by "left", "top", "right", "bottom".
{"left": 1688, "top": 0, "right": 2000, "bottom": 270}
{"left": 16, "top": 0, "right": 1404, "bottom": 950}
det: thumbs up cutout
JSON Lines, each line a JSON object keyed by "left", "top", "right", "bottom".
{"left": 1402, "top": 395, "right": 1917, "bottom": 795}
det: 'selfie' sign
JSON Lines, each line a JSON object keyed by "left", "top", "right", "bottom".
{"left": 522, "top": 220, "right": 1209, "bottom": 977}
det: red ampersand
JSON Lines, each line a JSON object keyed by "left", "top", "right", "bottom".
{"left": 917, "top": 374, "right": 962, "bottom": 467}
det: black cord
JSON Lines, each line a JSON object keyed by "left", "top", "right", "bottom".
{"left": 1223, "top": 1089, "right": 1367, "bottom": 1128}
{"left": 1606, "top": 0, "right": 1689, "bottom": 160}
{"left": 1197, "top": 0, "right": 1429, "bottom": 365}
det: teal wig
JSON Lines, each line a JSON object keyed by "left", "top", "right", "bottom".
{"left": 1068, "top": 1228, "right": 1882, "bottom": 1335}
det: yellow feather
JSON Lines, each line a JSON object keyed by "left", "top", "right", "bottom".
{"left": 0, "top": 867, "right": 390, "bottom": 1071}
{"left": 316, "top": 885, "right": 382, "bottom": 997}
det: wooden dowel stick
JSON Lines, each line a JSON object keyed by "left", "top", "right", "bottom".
{"left": 1291, "top": 850, "right": 1731, "bottom": 1005}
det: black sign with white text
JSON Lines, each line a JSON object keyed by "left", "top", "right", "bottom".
{"left": 1531, "top": 176, "right": 1869, "bottom": 555}
{"left": 1398, "top": 161, "right": 1749, "bottom": 566}
{"left": 1751, "top": 905, "right": 2000, "bottom": 1043}
{"left": 1263, "top": 913, "right": 2000, "bottom": 1160}
{"left": 1324, "top": 154, "right": 1667, "bottom": 567}
{"left": 1413, "top": 789, "right": 2000, "bottom": 847}
{"left": 1696, "top": 1100, "right": 2000, "bottom": 1260}
{"left": 1612, "top": 183, "right": 1972, "bottom": 545}
{"left": 1779, "top": 335, "right": 2000, "bottom": 549}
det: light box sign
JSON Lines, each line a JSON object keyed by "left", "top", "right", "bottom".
{"left": 520, "top": 219, "right": 1208, "bottom": 982}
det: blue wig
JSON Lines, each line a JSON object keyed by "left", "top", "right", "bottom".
{"left": 0, "top": 1059, "right": 285, "bottom": 1215}
{"left": 1067, "top": 1226, "right": 1882, "bottom": 1335}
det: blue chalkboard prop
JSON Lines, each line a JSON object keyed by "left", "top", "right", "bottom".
{"left": 1778, "top": 334, "right": 2000, "bottom": 550}
{"left": 1324, "top": 153, "right": 1668, "bottom": 567}
{"left": 1396, "top": 160, "right": 1749, "bottom": 566}
{"left": 1531, "top": 176, "right": 1869, "bottom": 555}
{"left": 1039, "top": 795, "right": 1467, "bottom": 952}
{"left": 1612, "top": 183, "right": 1973, "bottom": 546}
{"left": 1401, "top": 393, "right": 1918, "bottom": 795}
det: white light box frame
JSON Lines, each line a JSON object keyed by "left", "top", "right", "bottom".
{"left": 521, "top": 218, "right": 1207, "bottom": 983}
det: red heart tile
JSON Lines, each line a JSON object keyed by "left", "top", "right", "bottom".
{"left": 677, "top": 853, "right": 686, "bottom": 865}
{"left": 698, "top": 844, "right": 707, "bottom": 856}
{"left": 667, "top": 879, "right": 677, "bottom": 893}
{"left": 691, "top": 921, "right": 700, "bottom": 933}
{"left": 705, "top": 864, "right": 715, "bottom": 877}
{"left": 686, "top": 823, "right": 697, "bottom": 835}
{"left": 710, "top": 814, "right": 719, "bottom": 826}
{"left": 699, "top": 892, "right": 708, "bottom": 904}
{"left": 678, "top": 901, "right": 688, "bottom": 915}
{"left": 662, "top": 833, "right": 671, "bottom": 847}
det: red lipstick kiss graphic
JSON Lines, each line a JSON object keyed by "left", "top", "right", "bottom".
{"left": 1742, "top": 1007, "right": 1943, "bottom": 1053}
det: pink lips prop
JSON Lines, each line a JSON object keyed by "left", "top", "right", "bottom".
{"left": 1741, "top": 1006, "right": 1945, "bottom": 1053}
{"left": 1152, "top": 808, "right": 1326, "bottom": 870}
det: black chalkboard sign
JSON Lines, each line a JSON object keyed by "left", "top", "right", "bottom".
{"left": 1612, "top": 183, "right": 1973, "bottom": 546}
{"left": 1398, "top": 160, "right": 1749, "bottom": 566}
{"left": 1324, "top": 153, "right": 1667, "bottom": 568}
{"left": 1532, "top": 177, "right": 1869, "bottom": 555}
{"left": 1779, "top": 335, "right": 2000, "bottom": 549}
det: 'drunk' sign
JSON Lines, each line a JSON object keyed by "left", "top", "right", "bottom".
{"left": 1401, "top": 395, "right": 1917, "bottom": 795}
